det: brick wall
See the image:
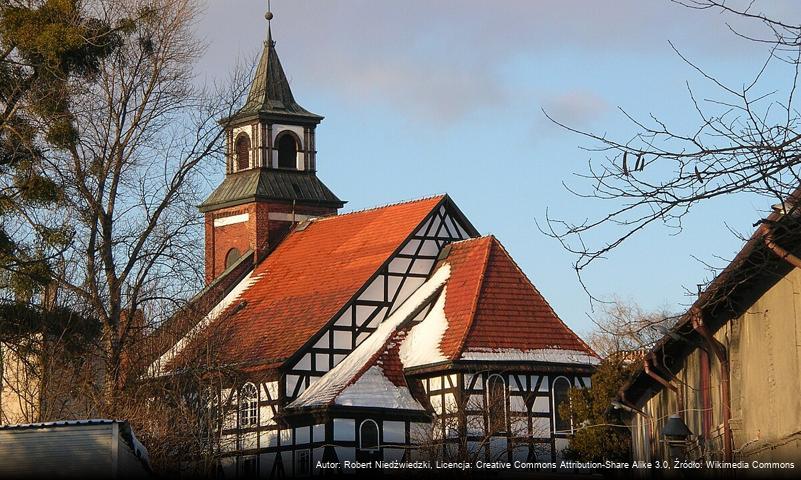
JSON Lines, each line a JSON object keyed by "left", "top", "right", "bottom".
{"left": 204, "top": 201, "right": 338, "bottom": 283}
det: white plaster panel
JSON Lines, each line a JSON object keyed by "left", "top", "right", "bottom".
{"left": 214, "top": 213, "right": 249, "bottom": 227}
{"left": 333, "top": 330, "right": 351, "bottom": 350}
{"left": 333, "top": 418, "right": 355, "bottom": 441}
{"left": 295, "top": 426, "right": 311, "bottom": 444}
{"left": 272, "top": 124, "right": 305, "bottom": 147}
{"left": 533, "top": 396, "right": 550, "bottom": 413}
{"left": 313, "top": 424, "right": 325, "bottom": 443}
{"left": 383, "top": 421, "right": 405, "bottom": 443}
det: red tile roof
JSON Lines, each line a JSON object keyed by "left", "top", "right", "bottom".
{"left": 439, "top": 236, "right": 597, "bottom": 361}
{"left": 167, "top": 195, "right": 446, "bottom": 372}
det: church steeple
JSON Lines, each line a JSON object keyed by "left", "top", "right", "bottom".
{"left": 237, "top": 20, "right": 322, "bottom": 122}
{"left": 200, "top": 7, "right": 344, "bottom": 284}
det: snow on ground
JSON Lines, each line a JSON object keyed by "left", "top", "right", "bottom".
{"left": 289, "top": 265, "right": 451, "bottom": 409}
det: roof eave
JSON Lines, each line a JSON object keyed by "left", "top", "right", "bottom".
{"left": 198, "top": 194, "right": 346, "bottom": 213}
{"left": 219, "top": 110, "right": 324, "bottom": 127}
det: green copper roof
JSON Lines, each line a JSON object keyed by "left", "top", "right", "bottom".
{"left": 235, "top": 34, "right": 322, "bottom": 121}
{"left": 199, "top": 168, "right": 345, "bottom": 212}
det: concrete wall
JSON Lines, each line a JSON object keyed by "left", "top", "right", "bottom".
{"left": 728, "top": 268, "right": 801, "bottom": 462}
{"left": 632, "top": 268, "right": 801, "bottom": 463}
{"left": 0, "top": 342, "right": 40, "bottom": 424}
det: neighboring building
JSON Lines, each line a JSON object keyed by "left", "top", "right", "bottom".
{"left": 619, "top": 196, "right": 801, "bottom": 466}
{"left": 0, "top": 419, "right": 151, "bottom": 478}
{"left": 147, "top": 15, "right": 598, "bottom": 478}
{"left": 0, "top": 341, "right": 40, "bottom": 424}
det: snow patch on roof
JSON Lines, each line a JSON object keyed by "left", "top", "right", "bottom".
{"left": 399, "top": 286, "right": 449, "bottom": 369}
{"left": 288, "top": 265, "right": 451, "bottom": 409}
{"left": 460, "top": 347, "right": 600, "bottom": 365}
{"left": 146, "top": 271, "right": 261, "bottom": 377}
{"left": 335, "top": 366, "right": 424, "bottom": 410}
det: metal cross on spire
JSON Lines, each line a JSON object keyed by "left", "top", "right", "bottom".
{"left": 265, "top": 0, "right": 275, "bottom": 46}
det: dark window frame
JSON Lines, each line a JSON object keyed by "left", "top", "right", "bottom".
{"left": 552, "top": 376, "right": 573, "bottom": 434}
{"left": 276, "top": 132, "right": 299, "bottom": 170}
{"left": 235, "top": 134, "right": 251, "bottom": 171}
{"left": 225, "top": 248, "right": 241, "bottom": 269}
{"left": 295, "top": 449, "right": 311, "bottom": 476}
{"left": 239, "top": 382, "right": 258, "bottom": 428}
{"left": 359, "top": 419, "right": 380, "bottom": 451}
{"left": 486, "top": 374, "right": 507, "bottom": 434}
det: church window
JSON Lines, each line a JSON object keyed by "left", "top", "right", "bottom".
{"left": 487, "top": 374, "right": 507, "bottom": 434}
{"left": 553, "top": 376, "right": 573, "bottom": 434}
{"left": 239, "top": 383, "right": 258, "bottom": 428}
{"left": 235, "top": 134, "right": 251, "bottom": 171}
{"left": 239, "top": 455, "right": 257, "bottom": 476}
{"left": 296, "top": 450, "right": 311, "bottom": 476}
{"left": 225, "top": 248, "right": 241, "bottom": 269}
{"left": 277, "top": 132, "right": 299, "bottom": 169}
{"left": 359, "top": 419, "right": 379, "bottom": 450}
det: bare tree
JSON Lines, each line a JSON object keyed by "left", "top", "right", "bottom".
{"left": 586, "top": 297, "right": 676, "bottom": 358}
{"left": 15, "top": 0, "right": 252, "bottom": 411}
{"left": 411, "top": 382, "right": 551, "bottom": 464}
{"left": 543, "top": 0, "right": 801, "bottom": 294}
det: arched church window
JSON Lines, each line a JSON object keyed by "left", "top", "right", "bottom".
{"left": 235, "top": 134, "right": 251, "bottom": 171}
{"left": 487, "top": 374, "right": 507, "bottom": 434}
{"left": 553, "top": 376, "right": 572, "bottom": 434}
{"left": 225, "top": 248, "right": 241, "bottom": 269}
{"left": 239, "top": 382, "right": 258, "bottom": 428}
{"left": 277, "top": 132, "right": 298, "bottom": 169}
{"left": 359, "top": 419, "right": 379, "bottom": 450}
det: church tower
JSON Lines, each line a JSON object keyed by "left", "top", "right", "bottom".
{"left": 201, "top": 10, "right": 344, "bottom": 283}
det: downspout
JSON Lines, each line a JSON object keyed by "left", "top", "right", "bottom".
{"left": 690, "top": 308, "right": 732, "bottom": 462}
{"left": 643, "top": 355, "right": 684, "bottom": 415}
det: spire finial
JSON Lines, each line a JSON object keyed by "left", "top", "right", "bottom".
{"left": 265, "top": 0, "right": 274, "bottom": 46}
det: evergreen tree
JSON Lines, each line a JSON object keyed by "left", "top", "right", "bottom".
{"left": 0, "top": 0, "right": 129, "bottom": 299}
{"left": 560, "top": 357, "right": 635, "bottom": 462}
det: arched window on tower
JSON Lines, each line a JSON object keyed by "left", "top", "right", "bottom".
{"left": 553, "top": 376, "right": 573, "bottom": 434}
{"left": 277, "top": 132, "right": 299, "bottom": 169}
{"left": 359, "top": 419, "right": 379, "bottom": 450}
{"left": 225, "top": 248, "right": 241, "bottom": 269}
{"left": 235, "top": 134, "right": 251, "bottom": 171}
{"left": 487, "top": 374, "right": 507, "bottom": 434}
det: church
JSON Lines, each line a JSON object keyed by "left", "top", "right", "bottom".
{"left": 148, "top": 13, "right": 599, "bottom": 478}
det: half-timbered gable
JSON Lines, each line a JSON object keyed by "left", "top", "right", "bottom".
{"left": 398, "top": 236, "right": 598, "bottom": 462}
{"left": 284, "top": 199, "right": 476, "bottom": 400}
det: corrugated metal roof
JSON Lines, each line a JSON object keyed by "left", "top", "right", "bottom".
{"left": 0, "top": 419, "right": 151, "bottom": 472}
{"left": 0, "top": 419, "right": 120, "bottom": 430}
{"left": 199, "top": 168, "right": 344, "bottom": 212}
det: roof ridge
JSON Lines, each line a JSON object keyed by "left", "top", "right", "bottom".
{"left": 450, "top": 235, "right": 495, "bottom": 360}
{"left": 311, "top": 194, "right": 447, "bottom": 222}
{"left": 489, "top": 238, "right": 599, "bottom": 358}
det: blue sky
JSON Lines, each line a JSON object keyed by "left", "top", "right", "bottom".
{"left": 195, "top": 0, "right": 800, "bottom": 336}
